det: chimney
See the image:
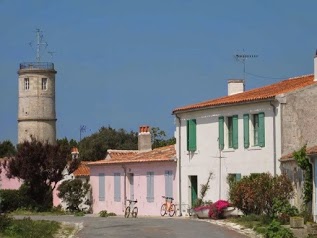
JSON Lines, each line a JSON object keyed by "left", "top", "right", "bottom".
{"left": 71, "top": 147, "right": 79, "bottom": 160}
{"left": 138, "top": 125, "right": 152, "bottom": 152}
{"left": 314, "top": 50, "right": 317, "bottom": 81}
{"left": 228, "top": 79, "right": 245, "bottom": 96}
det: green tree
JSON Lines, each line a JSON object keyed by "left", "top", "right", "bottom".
{"left": 5, "top": 138, "right": 79, "bottom": 211}
{"left": 151, "top": 127, "right": 176, "bottom": 149}
{"left": 0, "top": 140, "right": 16, "bottom": 157}
{"left": 57, "top": 178, "right": 91, "bottom": 212}
{"left": 79, "top": 126, "right": 138, "bottom": 161}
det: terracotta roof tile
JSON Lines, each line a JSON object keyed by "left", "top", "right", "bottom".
{"left": 73, "top": 162, "right": 90, "bottom": 177}
{"left": 173, "top": 74, "right": 315, "bottom": 113}
{"left": 280, "top": 145, "right": 317, "bottom": 161}
{"left": 88, "top": 145, "right": 176, "bottom": 166}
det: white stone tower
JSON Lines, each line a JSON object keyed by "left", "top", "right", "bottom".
{"left": 17, "top": 29, "right": 57, "bottom": 144}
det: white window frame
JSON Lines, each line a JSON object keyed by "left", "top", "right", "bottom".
{"left": 42, "top": 78, "right": 47, "bottom": 90}
{"left": 251, "top": 113, "right": 259, "bottom": 147}
{"left": 24, "top": 78, "right": 29, "bottom": 90}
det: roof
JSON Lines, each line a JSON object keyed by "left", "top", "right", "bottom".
{"left": 106, "top": 150, "right": 139, "bottom": 160}
{"left": 173, "top": 74, "right": 315, "bottom": 113}
{"left": 73, "top": 161, "right": 90, "bottom": 177}
{"left": 280, "top": 145, "right": 317, "bottom": 162}
{"left": 88, "top": 145, "right": 176, "bottom": 166}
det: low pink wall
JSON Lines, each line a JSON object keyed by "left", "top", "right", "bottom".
{"left": 0, "top": 170, "right": 22, "bottom": 190}
{"left": 90, "top": 161, "right": 177, "bottom": 216}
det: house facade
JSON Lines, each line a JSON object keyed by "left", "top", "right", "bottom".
{"left": 88, "top": 126, "right": 177, "bottom": 216}
{"left": 173, "top": 56, "right": 317, "bottom": 215}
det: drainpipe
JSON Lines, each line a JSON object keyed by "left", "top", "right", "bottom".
{"left": 175, "top": 114, "right": 182, "bottom": 216}
{"left": 122, "top": 165, "right": 127, "bottom": 211}
{"left": 270, "top": 101, "right": 277, "bottom": 176}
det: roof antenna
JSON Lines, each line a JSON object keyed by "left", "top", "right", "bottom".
{"left": 234, "top": 49, "right": 258, "bottom": 81}
{"left": 29, "top": 29, "right": 48, "bottom": 62}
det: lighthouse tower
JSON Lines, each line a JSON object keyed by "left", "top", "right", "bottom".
{"left": 17, "top": 29, "right": 57, "bottom": 144}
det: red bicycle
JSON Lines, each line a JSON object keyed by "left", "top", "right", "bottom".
{"left": 160, "top": 196, "right": 176, "bottom": 217}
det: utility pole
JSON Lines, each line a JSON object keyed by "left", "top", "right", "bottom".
{"left": 79, "top": 125, "right": 86, "bottom": 141}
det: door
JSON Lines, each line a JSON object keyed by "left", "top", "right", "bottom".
{"left": 129, "top": 173, "right": 134, "bottom": 200}
{"left": 190, "top": 176, "right": 198, "bottom": 207}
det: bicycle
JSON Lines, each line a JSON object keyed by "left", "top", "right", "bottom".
{"left": 160, "top": 196, "right": 176, "bottom": 217}
{"left": 125, "top": 199, "right": 138, "bottom": 218}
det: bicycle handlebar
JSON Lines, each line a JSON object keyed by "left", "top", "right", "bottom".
{"left": 162, "top": 196, "right": 174, "bottom": 200}
{"left": 127, "top": 199, "right": 138, "bottom": 203}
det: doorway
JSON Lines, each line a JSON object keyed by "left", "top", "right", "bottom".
{"left": 128, "top": 173, "right": 134, "bottom": 200}
{"left": 190, "top": 176, "right": 198, "bottom": 207}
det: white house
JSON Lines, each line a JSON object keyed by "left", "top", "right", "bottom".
{"left": 173, "top": 55, "right": 317, "bottom": 216}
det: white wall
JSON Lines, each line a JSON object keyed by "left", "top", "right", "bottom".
{"left": 175, "top": 101, "right": 282, "bottom": 210}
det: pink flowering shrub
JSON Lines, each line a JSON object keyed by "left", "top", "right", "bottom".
{"left": 194, "top": 200, "right": 230, "bottom": 219}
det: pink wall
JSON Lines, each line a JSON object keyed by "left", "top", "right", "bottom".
{"left": 90, "top": 161, "right": 177, "bottom": 216}
{"left": 0, "top": 170, "right": 22, "bottom": 190}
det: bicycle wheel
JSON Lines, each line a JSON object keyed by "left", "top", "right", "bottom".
{"left": 132, "top": 207, "right": 138, "bottom": 218}
{"left": 124, "top": 206, "right": 130, "bottom": 218}
{"left": 169, "top": 204, "right": 176, "bottom": 217}
{"left": 160, "top": 204, "right": 167, "bottom": 216}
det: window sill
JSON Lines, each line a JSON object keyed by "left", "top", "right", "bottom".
{"left": 222, "top": 148, "right": 235, "bottom": 153}
{"left": 247, "top": 146, "right": 262, "bottom": 151}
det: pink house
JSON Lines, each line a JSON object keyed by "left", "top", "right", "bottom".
{"left": 0, "top": 158, "right": 22, "bottom": 190}
{"left": 88, "top": 126, "right": 177, "bottom": 216}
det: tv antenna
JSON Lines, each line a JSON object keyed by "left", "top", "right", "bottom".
{"left": 79, "top": 125, "right": 87, "bottom": 141}
{"left": 48, "top": 51, "right": 55, "bottom": 59}
{"left": 234, "top": 50, "right": 258, "bottom": 80}
{"left": 29, "top": 29, "right": 48, "bottom": 62}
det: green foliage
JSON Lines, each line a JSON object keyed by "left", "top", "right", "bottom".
{"left": 263, "top": 220, "right": 294, "bottom": 238}
{"left": 57, "top": 178, "right": 91, "bottom": 212}
{"left": 74, "top": 211, "right": 85, "bottom": 216}
{"left": 0, "top": 214, "right": 13, "bottom": 231}
{"left": 193, "top": 172, "right": 213, "bottom": 208}
{"left": 1, "top": 217, "right": 59, "bottom": 238}
{"left": 5, "top": 138, "right": 79, "bottom": 211}
{"left": 293, "top": 145, "right": 313, "bottom": 204}
{"left": 0, "top": 140, "right": 16, "bottom": 157}
{"left": 0, "top": 187, "right": 37, "bottom": 213}
{"left": 79, "top": 126, "right": 138, "bottom": 161}
{"left": 151, "top": 127, "right": 176, "bottom": 149}
{"left": 229, "top": 173, "right": 294, "bottom": 216}
{"left": 272, "top": 198, "right": 299, "bottom": 224}
{"left": 99, "top": 210, "right": 117, "bottom": 217}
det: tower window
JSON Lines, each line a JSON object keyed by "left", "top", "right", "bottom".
{"left": 24, "top": 78, "right": 29, "bottom": 90}
{"left": 42, "top": 78, "right": 47, "bottom": 90}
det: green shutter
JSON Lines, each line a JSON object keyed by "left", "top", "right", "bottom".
{"left": 187, "top": 119, "right": 196, "bottom": 151}
{"left": 258, "top": 112, "right": 265, "bottom": 147}
{"left": 243, "top": 114, "right": 250, "bottom": 148}
{"left": 232, "top": 115, "right": 238, "bottom": 149}
{"left": 218, "top": 116, "right": 224, "bottom": 150}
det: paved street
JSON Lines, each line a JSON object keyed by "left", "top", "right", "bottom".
{"left": 16, "top": 215, "right": 249, "bottom": 238}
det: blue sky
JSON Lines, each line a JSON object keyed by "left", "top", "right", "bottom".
{"left": 1, "top": 0, "right": 317, "bottom": 144}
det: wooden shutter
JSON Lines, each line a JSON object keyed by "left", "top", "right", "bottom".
{"left": 187, "top": 119, "right": 197, "bottom": 151}
{"left": 218, "top": 116, "right": 224, "bottom": 150}
{"left": 258, "top": 112, "right": 265, "bottom": 147}
{"left": 165, "top": 170, "right": 173, "bottom": 198}
{"left": 146, "top": 172, "right": 154, "bottom": 202}
{"left": 114, "top": 173, "right": 121, "bottom": 202}
{"left": 233, "top": 115, "right": 238, "bottom": 149}
{"left": 98, "top": 173, "right": 105, "bottom": 201}
{"left": 243, "top": 114, "right": 250, "bottom": 148}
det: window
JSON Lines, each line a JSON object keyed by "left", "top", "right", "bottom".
{"left": 219, "top": 115, "right": 238, "bottom": 149}
{"left": 114, "top": 173, "right": 121, "bottom": 202}
{"left": 187, "top": 119, "right": 196, "bottom": 151}
{"left": 42, "top": 78, "right": 47, "bottom": 90}
{"left": 165, "top": 170, "right": 173, "bottom": 198}
{"left": 24, "top": 78, "right": 29, "bottom": 90}
{"left": 228, "top": 173, "right": 241, "bottom": 189}
{"left": 146, "top": 172, "right": 154, "bottom": 202}
{"left": 98, "top": 173, "right": 105, "bottom": 201}
{"left": 251, "top": 112, "right": 265, "bottom": 147}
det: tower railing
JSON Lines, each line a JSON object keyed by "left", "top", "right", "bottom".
{"left": 19, "top": 62, "right": 55, "bottom": 70}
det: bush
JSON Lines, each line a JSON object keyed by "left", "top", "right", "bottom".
{"left": 99, "top": 210, "right": 116, "bottom": 217}
{"left": 264, "top": 220, "right": 294, "bottom": 238}
{"left": 229, "top": 173, "right": 294, "bottom": 216}
{"left": 272, "top": 198, "right": 299, "bottom": 224}
{"left": 0, "top": 214, "right": 13, "bottom": 231}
